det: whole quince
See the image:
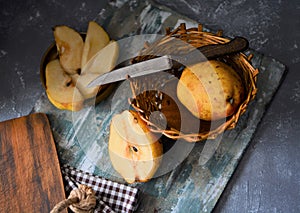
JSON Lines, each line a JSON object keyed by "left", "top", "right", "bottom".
{"left": 177, "top": 60, "right": 245, "bottom": 121}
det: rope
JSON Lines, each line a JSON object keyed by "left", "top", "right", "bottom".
{"left": 50, "top": 184, "right": 96, "bottom": 213}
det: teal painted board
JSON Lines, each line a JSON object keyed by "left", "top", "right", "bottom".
{"left": 33, "top": 1, "right": 286, "bottom": 212}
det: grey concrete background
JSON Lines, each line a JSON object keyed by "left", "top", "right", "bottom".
{"left": 0, "top": 0, "right": 299, "bottom": 212}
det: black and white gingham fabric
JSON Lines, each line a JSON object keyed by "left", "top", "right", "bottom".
{"left": 61, "top": 164, "right": 140, "bottom": 213}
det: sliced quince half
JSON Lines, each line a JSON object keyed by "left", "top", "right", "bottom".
{"left": 71, "top": 73, "right": 100, "bottom": 100}
{"left": 81, "top": 40, "right": 119, "bottom": 75}
{"left": 45, "top": 59, "right": 84, "bottom": 111}
{"left": 109, "top": 110, "right": 163, "bottom": 183}
{"left": 53, "top": 25, "right": 83, "bottom": 75}
{"left": 81, "top": 21, "right": 110, "bottom": 67}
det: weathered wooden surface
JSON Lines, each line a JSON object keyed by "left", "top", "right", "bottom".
{"left": 33, "top": 1, "right": 286, "bottom": 212}
{"left": 0, "top": 113, "right": 66, "bottom": 213}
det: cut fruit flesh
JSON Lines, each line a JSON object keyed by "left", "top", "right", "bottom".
{"left": 71, "top": 73, "right": 101, "bottom": 100}
{"left": 53, "top": 25, "right": 84, "bottom": 75}
{"left": 81, "top": 41, "right": 119, "bottom": 75}
{"left": 109, "top": 110, "right": 163, "bottom": 183}
{"left": 45, "top": 59, "right": 84, "bottom": 111}
{"left": 81, "top": 21, "right": 110, "bottom": 67}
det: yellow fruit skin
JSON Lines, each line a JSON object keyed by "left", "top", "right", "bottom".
{"left": 108, "top": 110, "right": 163, "bottom": 183}
{"left": 46, "top": 92, "right": 83, "bottom": 111}
{"left": 177, "top": 60, "right": 245, "bottom": 121}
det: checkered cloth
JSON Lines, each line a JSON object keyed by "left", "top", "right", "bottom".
{"left": 61, "top": 164, "right": 140, "bottom": 213}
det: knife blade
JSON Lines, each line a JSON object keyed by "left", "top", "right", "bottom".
{"left": 88, "top": 36, "right": 249, "bottom": 88}
{"left": 88, "top": 55, "right": 173, "bottom": 88}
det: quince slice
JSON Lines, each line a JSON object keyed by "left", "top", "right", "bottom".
{"left": 81, "top": 40, "right": 119, "bottom": 75}
{"left": 109, "top": 110, "right": 163, "bottom": 183}
{"left": 45, "top": 59, "right": 84, "bottom": 111}
{"left": 53, "top": 25, "right": 83, "bottom": 74}
{"left": 81, "top": 21, "right": 110, "bottom": 67}
{"left": 71, "top": 73, "right": 100, "bottom": 100}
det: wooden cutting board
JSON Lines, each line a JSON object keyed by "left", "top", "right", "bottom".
{"left": 0, "top": 113, "right": 66, "bottom": 212}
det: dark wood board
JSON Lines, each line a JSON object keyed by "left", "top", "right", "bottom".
{"left": 0, "top": 113, "right": 66, "bottom": 212}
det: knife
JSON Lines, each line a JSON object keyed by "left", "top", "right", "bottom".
{"left": 88, "top": 36, "right": 248, "bottom": 88}
{"left": 88, "top": 55, "right": 173, "bottom": 87}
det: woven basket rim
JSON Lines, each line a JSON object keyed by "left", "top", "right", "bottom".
{"left": 130, "top": 23, "right": 259, "bottom": 142}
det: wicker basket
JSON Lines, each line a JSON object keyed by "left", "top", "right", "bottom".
{"left": 129, "top": 23, "right": 259, "bottom": 142}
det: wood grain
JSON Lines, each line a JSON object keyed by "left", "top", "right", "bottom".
{"left": 0, "top": 113, "right": 66, "bottom": 212}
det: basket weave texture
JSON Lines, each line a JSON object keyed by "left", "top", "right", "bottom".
{"left": 129, "top": 23, "right": 259, "bottom": 142}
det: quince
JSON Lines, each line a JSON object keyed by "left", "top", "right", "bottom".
{"left": 177, "top": 60, "right": 245, "bottom": 121}
{"left": 45, "top": 60, "right": 84, "bottom": 111}
{"left": 81, "top": 21, "right": 110, "bottom": 67}
{"left": 53, "top": 25, "right": 83, "bottom": 74}
{"left": 109, "top": 110, "right": 163, "bottom": 183}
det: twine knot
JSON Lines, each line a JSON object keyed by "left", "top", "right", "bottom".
{"left": 50, "top": 184, "right": 96, "bottom": 213}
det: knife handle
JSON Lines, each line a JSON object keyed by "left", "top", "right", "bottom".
{"left": 198, "top": 36, "right": 249, "bottom": 59}
{"left": 171, "top": 36, "right": 249, "bottom": 66}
